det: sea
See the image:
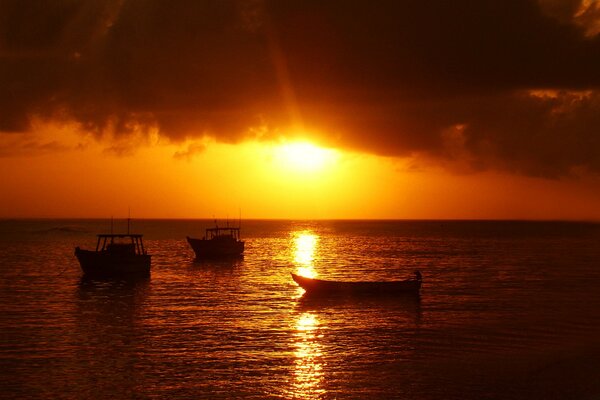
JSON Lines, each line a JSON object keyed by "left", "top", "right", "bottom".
{"left": 1, "top": 219, "right": 599, "bottom": 399}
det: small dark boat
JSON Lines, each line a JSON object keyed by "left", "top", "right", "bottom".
{"left": 291, "top": 272, "right": 422, "bottom": 296}
{"left": 75, "top": 234, "right": 151, "bottom": 277}
{"left": 187, "top": 226, "right": 244, "bottom": 259}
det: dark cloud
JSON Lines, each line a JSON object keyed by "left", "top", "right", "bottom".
{"left": 1, "top": 0, "right": 599, "bottom": 176}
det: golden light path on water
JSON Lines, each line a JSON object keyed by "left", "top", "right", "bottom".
{"left": 293, "top": 232, "right": 318, "bottom": 279}
{"left": 293, "top": 312, "right": 325, "bottom": 398}
{"left": 291, "top": 231, "right": 325, "bottom": 397}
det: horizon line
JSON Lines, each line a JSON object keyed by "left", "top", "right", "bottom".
{"left": 1, "top": 217, "right": 598, "bottom": 223}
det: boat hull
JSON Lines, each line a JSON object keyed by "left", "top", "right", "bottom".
{"left": 291, "top": 273, "right": 421, "bottom": 296}
{"left": 75, "top": 248, "right": 151, "bottom": 278}
{"left": 186, "top": 237, "right": 244, "bottom": 259}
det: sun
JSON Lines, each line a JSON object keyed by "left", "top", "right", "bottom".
{"left": 276, "top": 142, "right": 337, "bottom": 172}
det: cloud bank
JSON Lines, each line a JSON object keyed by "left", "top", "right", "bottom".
{"left": 1, "top": 0, "right": 599, "bottom": 176}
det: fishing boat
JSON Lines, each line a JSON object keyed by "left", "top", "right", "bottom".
{"left": 187, "top": 226, "right": 244, "bottom": 259}
{"left": 291, "top": 271, "right": 422, "bottom": 296}
{"left": 75, "top": 234, "right": 151, "bottom": 277}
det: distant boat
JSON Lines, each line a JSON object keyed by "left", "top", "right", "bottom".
{"left": 75, "top": 234, "right": 151, "bottom": 277}
{"left": 187, "top": 226, "right": 245, "bottom": 259}
{"left": 291, "top": 272, "right": 422, "bottom": 296}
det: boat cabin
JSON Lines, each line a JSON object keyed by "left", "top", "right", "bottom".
{"left": 96, "top": 234, "right": 147, "bottom": 255}
{"left": 204, "top": 227, "right": 241, "bottom": 241}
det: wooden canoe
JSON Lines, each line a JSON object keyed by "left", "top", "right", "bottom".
{"left": 291, "top": 273, "right": 421, "bottom": 296}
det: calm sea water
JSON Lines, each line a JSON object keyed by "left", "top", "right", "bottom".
{"left": 1, "top": 219, "right": 599, "bottom": 399}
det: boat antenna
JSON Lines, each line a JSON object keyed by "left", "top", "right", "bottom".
{"left": 238, "top": 208, "right": 241, "bottom": 230}
{"left": 227, "top": 214, "right": 229, "bottom": 228}
{"left": 111, "top": 216, "right": 113, "bottom": 234}
{"left": 127, "top": 207, "right": 130, "bottom": 234}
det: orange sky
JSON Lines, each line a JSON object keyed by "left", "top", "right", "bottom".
{"left": 1, "top": 1, "right": 600, "bottom": 220}
{"left": 0, "top": 122, "right": 598, "bottom": 220}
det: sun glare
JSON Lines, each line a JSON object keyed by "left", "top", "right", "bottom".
{"left": 276, "top": 142, "right": 337, "bottom": 172}
{"left": 294, "top": 232, "right": 318, "bottom": 278}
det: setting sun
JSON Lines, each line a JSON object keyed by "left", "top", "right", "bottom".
{"left": 275, "top": 142, "right": 337, "bottom": 172}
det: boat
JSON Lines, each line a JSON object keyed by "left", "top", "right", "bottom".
{"left": 186, "top": 226, "right": 244, "bottom": 259}
{"left": 75, "top": 234, "right": 151, "bottom": 277}
{"left": 291, "top": 271, "right": 422, "bottom": 296}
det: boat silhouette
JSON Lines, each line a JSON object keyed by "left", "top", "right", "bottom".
{"left": 75, "top": 233, "right": 151, "bottom": 278}
{"left": 187, "top": 226, "right": 244, "bottom": 259}
{"left": 291, "top": 271, "right": 422, "bottom": 296}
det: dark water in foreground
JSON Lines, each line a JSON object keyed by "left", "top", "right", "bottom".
{"left": 1, "top": 219, "right": 600, "bottom": 399}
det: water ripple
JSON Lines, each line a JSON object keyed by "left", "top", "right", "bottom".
{"left": 1, "top": 220, "right": 599, "bottom": 399}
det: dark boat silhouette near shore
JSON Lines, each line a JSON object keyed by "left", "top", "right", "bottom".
{"left": 291, "top": 271, "right": 422, "bottom": 296}
{"left": 75, "top": 234, "right": 151, "bottom": 277}
{"left": 187, "top": 226, "right": 245, "bottom": 259}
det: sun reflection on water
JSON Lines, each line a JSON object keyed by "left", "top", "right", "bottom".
{"left": 293, "top": 312, "right": 325, "bottom": 398}
{"left": 293, "top": 232, "right": 318, "bottom": 278}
